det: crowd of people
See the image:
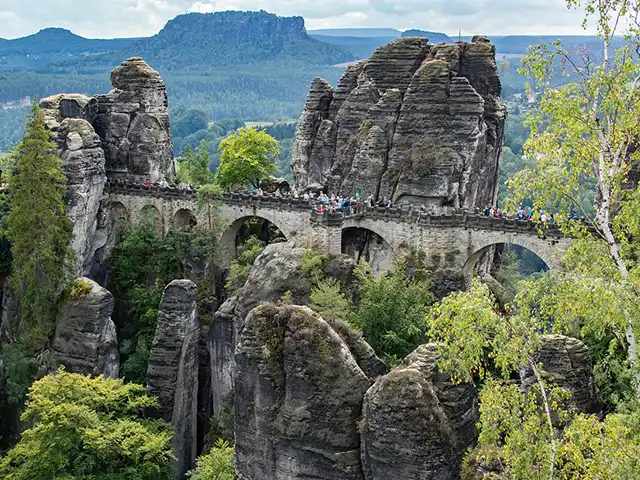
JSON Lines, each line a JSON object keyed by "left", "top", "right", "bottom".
{"left": 483, "top": 205, "right": 556, "bottom": 224}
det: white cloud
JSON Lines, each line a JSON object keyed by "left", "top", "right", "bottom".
{"left": 0, "top": 0, "right": 601, "bottom": 39}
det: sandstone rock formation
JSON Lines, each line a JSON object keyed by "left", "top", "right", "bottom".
{"left": 235, "top": 304, "right": 371, "bottom": 480}
{"left": 209, "top": 243, "right": 366, "bottom": 416}
{"left": 360, "top": 344, "right": 478, "bottom": 479}
{"left": 292, "top": 36, "right": 506, "bottom": 209}
{"left": 520, "top": 334, "right": 599, "bottom": 415}
{"left": 146, "top": 279, "right": 200, "bottom": 479}
{"left": 91, "top": 57, "right": 174, "bottom": 183}
{"left": 50, "top": 278, "right": 119, "bottom": 378}
{"left": 39, "top": 57, "right": 174, "bottom": 277}
{"left": 40, "top": 95, "right": 108, "bottom": 277}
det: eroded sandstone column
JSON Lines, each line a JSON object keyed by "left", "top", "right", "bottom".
{"left": 91, "top": 57, "right": 174, "bottom": 183}
{"left": 50, "top": 277, "right": 119, "bottom": 378}
{"left": 360, "top": 344, "right": 478, "bottom": 479}
{"left": 235, "top": 304, "right": 372, "bottom": 480}
{"left": 146, "top": 279, "right": 199, "bottom": 479}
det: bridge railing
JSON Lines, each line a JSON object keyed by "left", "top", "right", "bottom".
{"left": 107, "top": 180, "right": 567, "bottom": 237}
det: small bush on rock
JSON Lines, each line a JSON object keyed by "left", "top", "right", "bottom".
{"left": 188, "top": 438, "right": 236, "bottom": 480}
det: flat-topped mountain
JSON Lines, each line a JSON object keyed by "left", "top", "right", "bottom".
{"left": 116, "top": 11, "right": 353, "bottom": 70}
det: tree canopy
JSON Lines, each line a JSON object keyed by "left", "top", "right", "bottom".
{"left": 175, "top": 140, "right": 216, "bottom": 186}
{"left": 0, "top": 370, "right": 174, "bottom": 479}
{"left": 507, "top": 0, "right": 640, "bottom": 396}
{"left": 216, "top": 128, "right": 279, "bottom": 190}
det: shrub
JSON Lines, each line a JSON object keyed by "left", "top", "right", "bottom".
{"left": 188, "top": 439, "right": 236, "bottom": 480}
{"left": 0, "top": 370, "right": 174, "bottom": 479}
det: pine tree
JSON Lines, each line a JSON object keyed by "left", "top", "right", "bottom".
{"left": 6, "top": 102, "right": 71, "bottom": 349}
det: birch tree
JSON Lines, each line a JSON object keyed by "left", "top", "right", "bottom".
{"left": 508, "top": 0, "right": 640, "bottom": 395}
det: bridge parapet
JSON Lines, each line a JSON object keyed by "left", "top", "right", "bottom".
{"left": 108, "top": 179, "right": 577, "bottom": 238}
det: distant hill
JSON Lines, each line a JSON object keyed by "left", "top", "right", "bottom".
{"left": 106, "top": 12, "right": 354, "bottom": 70}
{"left": 490, "top": 35, "right": 627, "bottom": 54}
{"left": 0, "top": 11, "right": 352, "bottom": 151}
{"left": 0, "top": 28, "right": 136, "bottom": 70}
{"left": 308, "top": 28, "right": 401, "bottom": 38}
{"left": 0, "top": 28, "right": 135, "bottom": 55}
{"left": 309, "top": 35, "right": 398, "bottom": 60}
{"left": 401, "top": 29, "right": 451, "bottom": 43}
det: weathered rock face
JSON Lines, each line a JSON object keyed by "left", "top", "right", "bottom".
{"left": 40, "top": 95, "right": 108, "bottom": 278}
{"left": 37, "top": 57, "right": 176, "bottom": 282}
{"left": 208, "top": 243, "right": 364, "bottom": 417}
{"left": 292, "top": 37, "right": 506, "bottom": 209}
{"left": 361, "top": 344, "right": 478, "bottom": 480}
{"left": 235, "top": 304, "right": 371, "bottom": 480}
{"left": 146, "top": 280, "right": 200, "bottom": 479}
{"left": 91, "top": 57, "right": 174, "bottom": 183}
{"left": 520, "top": 334, "right": 599, "bottom": 415}
{"left": 50, "top": 278, "right": 119, "bottom": 378}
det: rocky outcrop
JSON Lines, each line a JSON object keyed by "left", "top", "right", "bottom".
{"left": 235, "top": 304, "right": 371, "bottom": 480}
{"left": 209, "top": 243, "right": 364, "bottom": 416}
{"left": 39, "top": 57, "right": 175, "bottom": 278}
{"left": 91, "top": 57, "right": 174, "bottom": 183}
{"left": 40, "top": 95, "right": 108, "bottom": 277}
{"left": 292, "top": 37, "right": 506, "bottom": 209}
{"left": 360, "top": 344, "right": 478, "bottom": 480}
{"left": 520, "top": 334, "right": 599, "bottom": 415}
{"left": 146, "top": 280, "right": 200, "bottom": 479}
{"left": 50, "top": 278, "right": 119, "bottom": 378}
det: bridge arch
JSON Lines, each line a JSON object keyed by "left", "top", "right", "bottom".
{"left": 218, "top": 214, "right": 289, "bottom": 268}
{"left": 140, "top": 204, "right": 163, "bottom": 231}
{"left": 341, "top": 226, "right": 396, "bottom": 274}
{"left": 172, "top": 208, "right": 197, "bottom": 231}
{"left": 463, "top": 234, "right": 562, "bottom": 287}
{"left": 110, "top": 201, "right": 130, "bottom": 229}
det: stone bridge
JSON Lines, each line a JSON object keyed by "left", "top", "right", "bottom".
{"left": 107, "top": 181, "right": 574, "bottom": 288}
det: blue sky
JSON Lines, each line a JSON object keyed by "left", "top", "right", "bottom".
{"left": 1, "top": 0, "right": 593, "bottom": 39}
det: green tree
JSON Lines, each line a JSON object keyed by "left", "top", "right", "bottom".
{"left": 0, "top": 369, "right": 174, "bottom": 479}
{"left": 350, "top": 260, "right": 435, "bottom": 365}
{"left": 509, "top": 0, "right": 640, "bottom": 395}
{"left": 430, "top": 281, "right": 640, "bottom": 479}
{"left": 309, "top": 277, "right": 353, "bottom": 322}
{"left": 176, "top": 140, "right": 215, "bottom": 186}
{"left": 6, "top": 102, "right": 71, "bottom": 349}
{"left": 187, "top": 439, "right": 236, "bottom": 480}
{"left": 216, "top": 128, "right": 279, "bottom": 190}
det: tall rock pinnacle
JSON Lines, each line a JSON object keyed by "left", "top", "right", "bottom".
{"left": 292, "top": 36, "right": 507, "bottom": 209}
{"left": 91, "top": 57, "right": 175, "bottom": 183}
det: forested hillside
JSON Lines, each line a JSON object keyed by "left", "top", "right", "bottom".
{"left": 0, "top": 11, "right": 350, "bottom": 152}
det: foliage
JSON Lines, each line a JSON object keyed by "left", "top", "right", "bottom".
{"left": 175, "top": 140, "right": 216, "bottom": 186}
{"left": 430, "top": 275, "right": 640, "bottom": 478}
{"left": 60, "top": 278, "right": 93, "bottom": 303}
{"left": 204, "top": 407, "right": 235, "bottom": 448}
{"left": 5, "top": 102, "right": 72, "bottom": 350}
{"left": 187, "top": 439, "right": 236, "bottom": 480}
{"left": 225, "top": 236, "right": 266, "bottom": 292}
{"left": 171, "top": 107, "right": 209, "bottom": 140}
{"left": 0, "top": 342, "right": 37, "bottom": 406}
{"left": 217, "top": 128, "right": 279, "bottom": 190}
{"left": 309, "top": 278, "right": 353, "bottom": 322}
{"left": 351, "top": 260, "right": 435, "bottom": 366}
{"left": 508, "top": 0, "right": 640, "bottom": 397}
{"left": 301, "top": 249, "right": 331, "bottom": 284}
{"left": 0, "top": 369, "right": 174, "bottom": 480}
{"left": 108, "top": 220, "right": 192, "bottom": 383}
